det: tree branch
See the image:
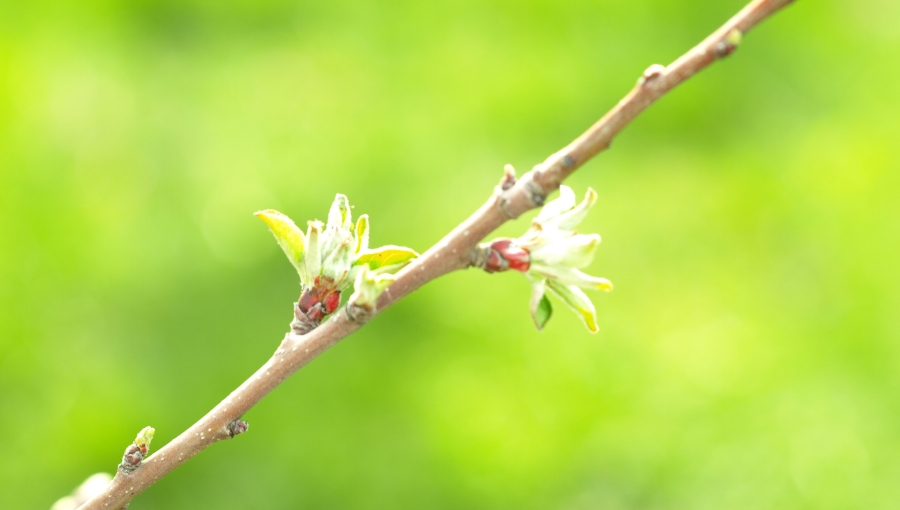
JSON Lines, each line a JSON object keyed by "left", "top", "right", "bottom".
{"left": 78, "top": 0, "right": 794, "bottom": 508}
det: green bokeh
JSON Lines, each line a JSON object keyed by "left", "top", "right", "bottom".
{"left": 2, "top": 0, "right": 899, "bottom": 508}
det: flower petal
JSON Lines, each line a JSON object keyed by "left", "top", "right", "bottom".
{"left": 550, "top": 187, "right": 597, "bottom": 231}
{"left": 530, "top": 265, "right": 612, "bottom": 292}
{"left": 567, "top": 269, "right": 613, "bottom": 291}
{"left": 546, "top": 280, "right": 599, "bottom": 333}
{"left": 529, "top": 233, "right": 600, "bottom": 268}
{"left": 536, "top": 185, "right": 576, "bottom": 223}
{"left": 255, "top": 209, "right": 306, "bottom": 280}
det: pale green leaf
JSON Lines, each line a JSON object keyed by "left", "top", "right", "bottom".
{"left": 255, "top": 209, "right": 306, "bottom": 277}
{"left": 533, "top": 293, "right": 552, "bottom": 330}
{"left": 354, "top": 245, "right": 418, "bottom": 270}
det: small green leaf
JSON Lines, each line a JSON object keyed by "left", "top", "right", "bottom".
{"left": 255, "top": 210, "right": 306, "bottom": 277}
{"left": 533, "top": 293, "right": 552, "bottom": 330}
{"left": 354, "top": 245, "right": 418, "bottom": 270}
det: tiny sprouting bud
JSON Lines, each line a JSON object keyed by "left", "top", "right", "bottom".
{"left": 477, "top": 185, "right": 612, "bottom": 332}
{"left": 715, "top": 28, "right": 743, "bottom": 58}
{"left": 257, "top": 194, "right": 419, "bottom": 334}
{"left": 228, "top": 419, "right": 249, "bottom": 437}
{"left": 500, "top": 164, "right": 517, "bottom": 191}
{"left": 134, "top": 426, "right": 155, "bottom": 456}
{"left": 120, "top": 426, "right": 155, "bottom": 474}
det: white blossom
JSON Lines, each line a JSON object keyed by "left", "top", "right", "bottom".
{"left": 517, "top": 186, "right": 612, "bottom": 332}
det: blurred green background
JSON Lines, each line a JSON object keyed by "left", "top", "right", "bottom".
{"left": 2, "top": 0, "right": 899, "bottom": 508}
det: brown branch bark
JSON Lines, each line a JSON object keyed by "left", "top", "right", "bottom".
{"left": 78, "top": 0, "right": 794, "bottom": 508}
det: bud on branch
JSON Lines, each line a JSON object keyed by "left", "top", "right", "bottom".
{"left": 120, "top": 426, "right": 155, "bottom": 474}
{"left": 474, "top": 184, "right": 612, "bottom": 332}
{"left": 256, "top": 194, "right": 418, "bottom": 334}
